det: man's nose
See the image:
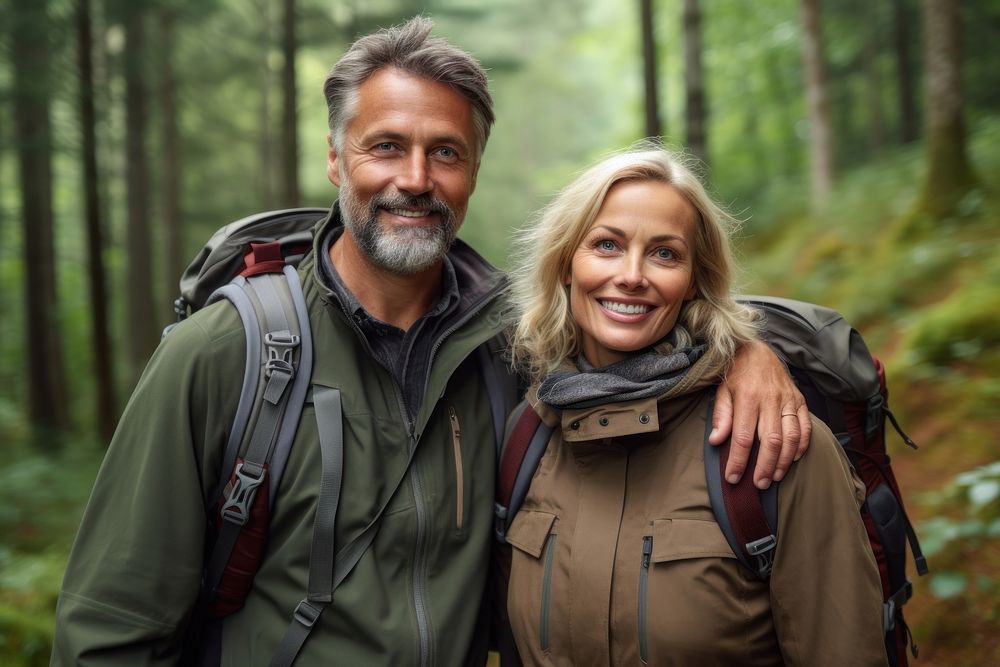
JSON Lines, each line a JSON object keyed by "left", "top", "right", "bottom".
{"left": 395, "top": 153, "right": 432, "bottom": 195}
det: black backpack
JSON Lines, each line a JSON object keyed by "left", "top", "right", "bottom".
{"left": 165, "top": 207, "right": 518, "bottom": 666}
{"left": 495, "top": 295, "right": 927, "bottom": 667}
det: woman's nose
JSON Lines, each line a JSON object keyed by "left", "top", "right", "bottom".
{"left": 615, "top": 256, "right": 648, "bottom": 290}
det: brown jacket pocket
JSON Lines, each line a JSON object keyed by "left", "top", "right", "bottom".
{"left": 650, "top": 518, "right": 737, "bottom": 563}
{"left": 507, "top": 510, "right": 559, "bottom": 656}
{"left": 507, "top": 510, "right": 557, "bottom": 558}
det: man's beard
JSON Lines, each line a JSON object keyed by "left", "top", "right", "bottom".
{"left": 338, "top": 182, "right": 459, "bottom": 275}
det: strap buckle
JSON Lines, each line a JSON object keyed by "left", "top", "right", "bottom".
{"left": 265, "top": 330, "right": 300, "bottom": 379}
{"left": 494, "top": 502, "right": 509, "bottom": 543}
{"left": 746, "top": 534, "right": 776, "bottom": 578}
{"left": 293, "top": 600, "right": 323, "bottom": 628}
{"left": 221, "top": 461, "right": 266, "bottom": 526}
{"left": 883, "top": 579, "right": 914, "bottom": 632}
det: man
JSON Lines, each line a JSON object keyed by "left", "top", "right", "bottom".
{"left": 53, "top": 17, "right": 808, "bottom": 666}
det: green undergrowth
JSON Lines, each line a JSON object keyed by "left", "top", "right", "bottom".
{"left": 742, "top": 117, "right": 1000, "bottom": 664}
{"left": 0, "top": 432, "right": 103, "bottom": 665}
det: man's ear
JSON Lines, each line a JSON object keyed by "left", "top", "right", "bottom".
{"left": 327, "top": 133, "right": 341, "bottom": 187}
{"left": 469, "top": 160, "right": 481, "bottom": 195}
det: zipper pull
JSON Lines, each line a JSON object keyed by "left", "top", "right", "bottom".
{"left": 642, "top": 535, "right": 653, "bottom": 569}
{"left": 448, "top": 406, "right": 461, "bottom": 439}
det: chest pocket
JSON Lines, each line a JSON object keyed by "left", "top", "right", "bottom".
{"left": 650, "top": 517, "right": 736, "bottom": 562}
{"left": 639, "top": 518, "right": 741, "bottom": 663}
{"left": 506, "top": 510, "right": 559, "bottom": 655}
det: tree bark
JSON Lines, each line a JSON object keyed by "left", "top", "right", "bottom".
{"left": 124, "top": 2, "right": 158, "bottom": 381}
{"left": 919, "top": 0, "right": 976, "bottom": 216}
{"left": 639, "top": 0, "right": 662, "bottom": 140}
{"left": 683, "top": 0, "right": 707, "bottom": 165}
{"left": 258, "top": 0, "right": 276, "bottom": 209}
{"left": 863, "top": 0, "right": 885, "bottom": 158}
{"left": 78, "top": 0, "right": 117, "bottom": 439}
{"left": 281, "top": 0, "right": 300, "bottom": 206}
{"left": 892, "top": 0, "right": 920, "bottom": 144}
{"left": 159, "top": 6, "right": 184, "bottom": 312}
{"left": 800, "top": 0, "right": 835, "bottom": 208}
{"left": 11, "top": 0, "right": 71, "bottom": 438}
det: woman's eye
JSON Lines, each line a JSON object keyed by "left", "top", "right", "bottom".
{"left": 655, "top": 247, "right": 676, "bottom": 260}
{"left": 598, "top": 240, "right": 617, "bottom": 252}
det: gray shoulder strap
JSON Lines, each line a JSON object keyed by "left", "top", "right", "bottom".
{"left": 270, "top": 385, "right": 344, "bottom": 667}
{"left": 476, "top": 333, "right": 519, "bottom": 456}
{"left": 203, "top": 266, "right": 312, "bottom": 602}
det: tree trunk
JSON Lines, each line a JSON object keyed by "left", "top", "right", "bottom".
{"left": 919, "top": 0, "right": 976, "bottom": 216}
{"left": 258, "top": 0, "right": 276, "bottom": 209}
{"left": 281, "top": 0, "right": 300, "bottom": 206}
{"left": 800, "top": 0, "right": 835, "bottom": 208}
{"left": 863, "top": 0, "right": 885, "bottom": 158}
{"left": 78, "top": 0, "right": 117, "bottom": 439}
{"left": 639, "top": 0, "right": 662, "bottom": 140}
{"left": 892, "top": 0, "right": 920, "bottom": 144}
{"left": 11, "top": 0, "right": 71, "bottom": 438}
{"left": 683, "top": 0, "right": 707, "bottom": 166}
{"left": 124, "top": 2, "right": 158, "bottom": 381}
{"left": 159, "top": 6, "right": 184, "bottom": 312}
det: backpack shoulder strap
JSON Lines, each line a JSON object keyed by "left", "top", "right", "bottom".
{"left": 202, "top": 264, "right": 313, "bottom": 609}
{"left": 494, "top": 399, "right": 555, "bottom": 543}
{"left": 476, "top": 331, "right": 521, "bottom": 455}
{"left": 703, "top": 388, "right": 778, "bottom": 580}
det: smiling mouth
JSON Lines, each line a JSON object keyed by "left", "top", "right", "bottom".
{"left": 600, "top": 299, "right": 651, "bottom": 315}
{"left": 385, "top": 207, "right": 432, "bottom": 218}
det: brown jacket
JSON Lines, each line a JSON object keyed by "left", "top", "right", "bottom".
{"left": 504, "top": 385, "right": 888, "bottom": 667}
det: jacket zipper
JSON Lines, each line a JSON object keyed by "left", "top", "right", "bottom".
{"left": 448, "top": 407, "right": 464, "bottom": 530}
{"left": 328, "top": 272, "right": 504, "bottom": 666}
{"left": 540, "top": 532, "right": 557, "bottom": 652}
{"left": 410, "top": 457, "right": 432, "bottom": 667}
{"left": 638, "top": 535, "right": 653, "bottom": 663}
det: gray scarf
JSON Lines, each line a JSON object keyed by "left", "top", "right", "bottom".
{"left": 536, "top": 343, "right": 708, "bottom": 410}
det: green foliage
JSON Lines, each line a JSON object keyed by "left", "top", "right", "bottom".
{"left": 913, "top": 462, "right": 1000, "bottom": 658}
{"left": 0, "top": 437, "right": 103, "bottom": 664}
{"left": 0, "top": 548, "right": 62, "bottom": 666}
{"left": 901, "top": 282, "right": 1000, "bottom": 369}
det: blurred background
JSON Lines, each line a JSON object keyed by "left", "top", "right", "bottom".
{"left": 1, "top": 0, "right": 997, "bottom": 663}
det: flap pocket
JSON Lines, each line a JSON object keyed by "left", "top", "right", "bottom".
{"left": 507, "top": 510, "right": 557, "bottom": 559}
{"left": 650, "top": 518, "right": 736, "bottom": 563}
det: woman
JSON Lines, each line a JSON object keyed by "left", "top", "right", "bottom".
{"left": 502, "top": 147, "right": 887, "bottom": 666}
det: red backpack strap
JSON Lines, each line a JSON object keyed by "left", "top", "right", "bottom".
{"left": 703, "top": 389, "right": 778, "bottom": 579}
{"left": 495, "top": 401, "right": 554, "bottom": 543}
{"left": 498, "top": 403, "right": 540, "bottom": 507}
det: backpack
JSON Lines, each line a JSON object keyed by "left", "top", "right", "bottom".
{"left": 495, "top": 295, "right": 927, "bottom": 667}
{"left": 164, "top": 207, "right": 518, "bottom": 666}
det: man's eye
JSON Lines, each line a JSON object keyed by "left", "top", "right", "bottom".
{"left": 436, "top": 147, "right": 456, "bottom": 158}
{"left": 376, "top": 142, "right": 395, "bottom": 151}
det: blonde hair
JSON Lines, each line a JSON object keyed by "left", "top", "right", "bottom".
{"left": 508, "top": 145, "right": 760, "bottom": 383}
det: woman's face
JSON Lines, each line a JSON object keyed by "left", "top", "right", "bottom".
{"left": 567, "top": 179, "right": 698, "bottom": 368}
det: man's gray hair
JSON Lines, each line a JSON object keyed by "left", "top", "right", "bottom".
{"left": 324, "top": 16, "right": 494, "bottom": 159}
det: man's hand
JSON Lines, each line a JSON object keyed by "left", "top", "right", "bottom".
{"left": 708, "top": 340, "right": 810, "bottom": 489}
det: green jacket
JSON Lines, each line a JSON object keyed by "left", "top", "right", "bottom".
{"left": 53, "top": 212, "right": 508, "bottom": 666}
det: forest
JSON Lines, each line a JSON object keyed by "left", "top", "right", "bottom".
{"left": 1, "top": 0, "right": 998, "bottom": 663}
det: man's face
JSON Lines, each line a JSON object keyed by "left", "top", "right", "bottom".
{"left": 328, "top": 67, "right": 481, "bottom": 274}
